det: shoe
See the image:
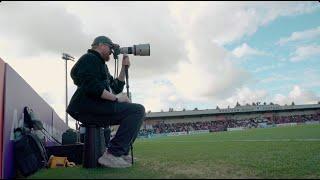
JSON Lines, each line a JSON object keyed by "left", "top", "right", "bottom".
{"left": 122, "top": 155, "right": 137, "bottom": 164}
{"left": 98, "top": 151, "right": 132, "bottom": 168}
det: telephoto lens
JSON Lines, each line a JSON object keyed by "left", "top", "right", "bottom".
{"left": 120, "top": 44, "right": 150, "bottom": 56}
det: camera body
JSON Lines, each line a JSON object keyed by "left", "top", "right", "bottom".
{"left": 112, "top": 44, "right": 150, "bottom": 59}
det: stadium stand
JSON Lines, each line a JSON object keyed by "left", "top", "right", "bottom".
{"left": 138, "top": 105, "right": 320, "bottom": 138}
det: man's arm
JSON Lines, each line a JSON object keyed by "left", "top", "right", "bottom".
{"left": 100, "top": 89, "right": 117, "bottom": 101}
{"left": 109, "top": 55, "right": 129, "bottom": 94}
{"left": 100, "top": 89, "right": 130, "bottom": 103}
{"left": 117, "top": 66, "right": 126, "bottom": 82}
{"left": 117, "top": 55, "right": 130, "bottom": 82}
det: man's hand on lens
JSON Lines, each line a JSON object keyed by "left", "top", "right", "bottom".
{"left": 122, "top": 55, "right": 130, "bottom": 68}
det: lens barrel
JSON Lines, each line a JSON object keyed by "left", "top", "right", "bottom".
{"left": 120, "top": 44, "right": 150, "bottom": 56}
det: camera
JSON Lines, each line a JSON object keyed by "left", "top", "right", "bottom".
{"left": 112, "top": 44, "right": 150, "bottom": 59}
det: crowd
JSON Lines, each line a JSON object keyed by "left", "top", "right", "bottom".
{"left": 138, "top": 113, "right": 320, "bottom": 137}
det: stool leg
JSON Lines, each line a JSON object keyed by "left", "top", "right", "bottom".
{"left": 83, "top": 126, "right": 102, "bottom": 168}
{"left": 131, "top": 144, "right": 134, "bottom": 165}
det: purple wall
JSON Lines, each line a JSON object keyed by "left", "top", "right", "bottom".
{"left": 2, "top": 63, "right": 68, "bottom": 178}
{"left": 0, "top": 58, "right": 5, "bottom": 179}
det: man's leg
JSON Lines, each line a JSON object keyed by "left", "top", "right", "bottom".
{"left": 107, "top": 102, "right": 145, "bottom": 157}
{"left": 104, "top": 127, "right": 111, "bottom": 148}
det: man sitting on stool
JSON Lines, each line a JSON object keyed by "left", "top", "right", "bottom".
{"left": 67, "top": 36, "right": 145, "bottom": 168}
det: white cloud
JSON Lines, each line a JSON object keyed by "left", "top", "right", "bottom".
{"left": 169, "top": 2, "right": 319, "bottom": 46}
{"left": 168, "top": 95, "right": 178, "bottom": 102}
{"left": 258, "top": 2, "right": 319, "bottom": 25}
{"left": 224, "top": 85, "right": 319, "bottom": 108}
{"left": 0, "top": 1, "right": 319, "bottom": 121}
{"left": 168, "top": 39, "right": 251, "bottom": 100}
{"left": 273, "top": 85, "right": 319, "bottom": 105}
{"left": 130, "top": 77, "right": 186, "bottom": 112}
{"left": 143, "top": 98, "right": 163, "bottom": 112}
{"left": 0, "top": 1, "right": 188, "bottom": 78}
{"left": 232, "top": 43, "right": 267, "bottom": 58}
{"left": 0, "top": 2, "right": 90, "bottom": 57}
{"left": 225, "top": 87, "right": 268, "bottom": 107}
{"left": 166, "top": 1, "right": 318, "bottom": 102}
{"left": 277, "top": 26, "right": 320, "bottom": 46}
{"left": 3, "top": 54, "right": 73, "bottom": 118}
{"left": 130, "top": 76, "right": 216, "bottom": 112}
{"left": 290, "top": 44, "right": 320, "bottom": 62}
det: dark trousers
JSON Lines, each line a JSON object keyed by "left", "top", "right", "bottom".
{"left": 104, "top": 102, "right": 145, "bottom": 156}
{"left": 74, "top": 101, "right": 145, "bottom": 157}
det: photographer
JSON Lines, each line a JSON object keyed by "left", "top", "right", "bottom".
{"left": 67, "top": 36, "right": 145, "bottom": 168}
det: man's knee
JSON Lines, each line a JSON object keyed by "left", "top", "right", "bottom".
{"left": 138, "top": 104, "right": 146, "bottom": 114}
{"left": 133, "top": 103, "right": 145, "bottom": 115}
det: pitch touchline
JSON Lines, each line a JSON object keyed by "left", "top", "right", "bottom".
{"left": 139, "top": 139, "right": 320, "bottom": 143}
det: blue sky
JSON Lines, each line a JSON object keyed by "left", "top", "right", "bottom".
{"left": 225, "top": 9, "right": 320, "bottom": 104}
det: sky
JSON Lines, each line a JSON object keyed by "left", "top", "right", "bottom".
{"left": 0, "top": 1, "right": 319, "bottom": 129}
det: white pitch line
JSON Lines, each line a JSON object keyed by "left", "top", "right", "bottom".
{"left": 139, "top": 139, "right": 320, "bottom": 143}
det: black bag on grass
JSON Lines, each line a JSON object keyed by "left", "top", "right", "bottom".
{"left": 14, "top": 128, "right": 48, "bottom": 177}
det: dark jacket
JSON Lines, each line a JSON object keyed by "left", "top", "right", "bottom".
{"left": 66, "top": 49, "right": 125, "bottom": 120}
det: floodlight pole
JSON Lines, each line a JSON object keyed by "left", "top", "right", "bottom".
{"left": 62, "top": 53, "right": 74, "bottom": 126}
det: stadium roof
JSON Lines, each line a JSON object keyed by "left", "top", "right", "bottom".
{"left": 146, "top": 103, "right": 320, "bottom": 119}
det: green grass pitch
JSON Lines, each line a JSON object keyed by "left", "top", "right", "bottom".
{"left": 29, "top": 124, "right": 320, "bottom": 179}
